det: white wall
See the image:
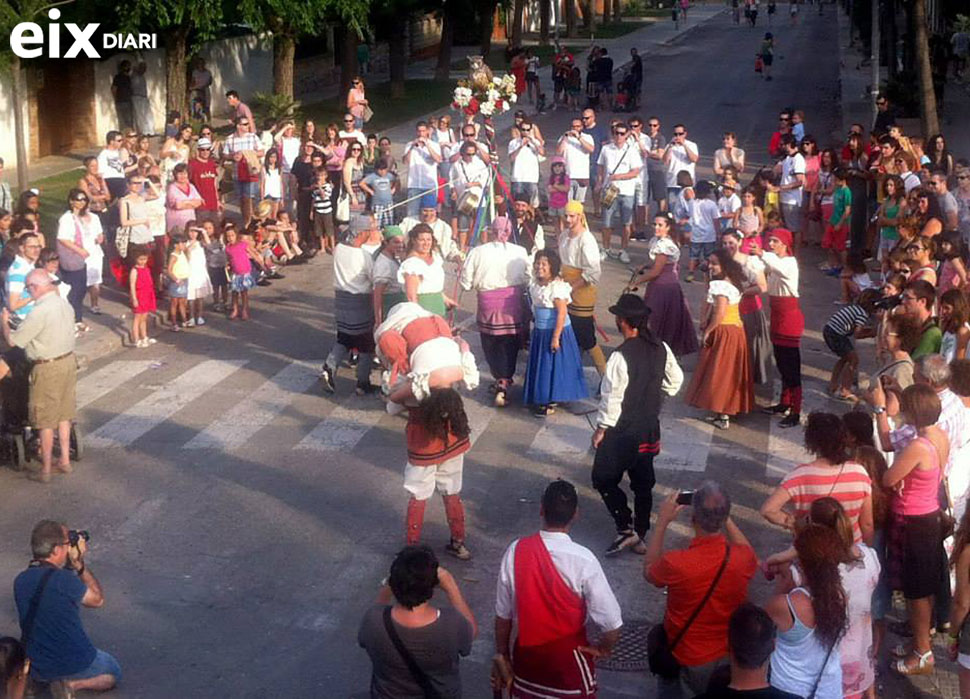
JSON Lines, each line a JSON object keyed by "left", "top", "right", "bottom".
{"left": 94, "top": 51, "right": 166, "bottom": 139}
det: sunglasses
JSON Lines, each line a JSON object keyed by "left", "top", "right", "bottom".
{"left": 958, "top": 175, "right": 969, "bottom": 181}
{"left": 72, "top": 197, "right": 88, "bottom": 202}
{"left": 673, "top": 131, "right": 685, "bottom": 136}
{"left": 614, "top": 130, "right": 628, "bottom": 136}
{"left": 648, "top": 122, "right": 659, "bottom": 127}
{"left": 582, "top": 116, "right": 593, "bottom": 121}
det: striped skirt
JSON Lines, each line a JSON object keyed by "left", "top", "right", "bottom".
{"left": 335, "top": 289, "right": 375, "bottom": 336}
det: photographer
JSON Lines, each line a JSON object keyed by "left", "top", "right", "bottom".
{"left": 357, "top": 545, "right": 476, "bottom": 697}
{"left": 14, "top": 520, "right": 120, "bottom": 695}
{"left": 557, "top": 118, "right": 595, "bottom": 205}
{"left": 645, "top": 482, "right": 757, "bottom": 698}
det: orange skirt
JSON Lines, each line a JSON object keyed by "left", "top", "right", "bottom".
{"left": 685, "top": 324, "right": 754, "bottom": 415}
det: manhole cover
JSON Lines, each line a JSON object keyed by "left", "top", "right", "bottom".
{"left": 598, "top": 619, "right": 652, "bottom": 672}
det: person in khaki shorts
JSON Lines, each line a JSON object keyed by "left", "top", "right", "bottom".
{"left": 2, "top": 269, "right": 77, "bottom": 483}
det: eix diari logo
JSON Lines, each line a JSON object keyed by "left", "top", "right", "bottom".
{"left": 10, "top": 8, "right": 157, "bottom": 59}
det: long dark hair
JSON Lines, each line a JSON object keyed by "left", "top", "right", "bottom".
{"left": 854, "top": 445, "right": 889, "bottom": 529}
{"left": 709, "top": 248, "right": 745, "bottom": 293}
{"left": 406, "top": 223, "right": 440, "bottom": 257}
{"left": 927, "top": 134, "right": 950, "bottom": 169}
{"left": 413, "top": 388, "right": 470, "bottom": 442}
{"left": 793, "top": 524, "right": 848, "bottom": 649}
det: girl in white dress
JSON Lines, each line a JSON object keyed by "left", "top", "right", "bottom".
{"left": 185, "top": 224, "right": 213, "bottom": 326}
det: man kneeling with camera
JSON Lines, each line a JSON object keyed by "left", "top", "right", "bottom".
{"left": 14, "top": 520, "right": 120, "bottom": 698}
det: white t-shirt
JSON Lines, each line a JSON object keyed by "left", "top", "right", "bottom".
{"left": 97, "top": 147, "right": 125, "bottom": 180}
{"left": 508, "top": 138, "right": 541, "bottom": 184}
{"left": 690, "top": 199, "right": 720, "bottom": 244}
{"left": 333, "top": 243, "right": 374, "bottom": 294}
{"left": 597, "top": 143, "right": 643, "bottom": 197}
{"left": 460, "top": 241, "right": 530, "bottom": 291}
{"left": 718, "top": 193, "right": 742, "bottom": 216}
{"left": 664, "top": 139, "right": 698, "bottom": 188}
{"left": 279, "top": 137, "right": 302, "bottom": 173}
{"left": 780, "top": 153, "right": 806, "bottom": 206}
{"left": 561, "top": 133, "right": 595, "bottom": 180}
{"left": 404, "top": 140, "right": 442, "bottom": 190}
{"left": 449, "top": 158, "right": 490, "bottom": 199}
{"left": 339, "top": 129, "right": 367, "bottom": 147}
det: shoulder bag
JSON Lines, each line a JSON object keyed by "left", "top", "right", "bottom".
{"left": 58, "top": 216, "right": 88, "bottom": 272}
{"left": 116, "top": 200, "right": 133, "bottom": 259}
{"left": 807, "top": 641, "right": 836, "bottom": 699}
{"left": 21, "top": 567, "right": 56, "bottom": 648}
{"left": 647, "top": 546, "right": 732, "bottom": 679}
{"left": 382, "top": 606, "right": 441, "bottom": 699}
{"left": 362, "top": 105, "right": 375, "bottom": 123}
{"left": 600, "top": 144, "right": 631, "bottom": 209}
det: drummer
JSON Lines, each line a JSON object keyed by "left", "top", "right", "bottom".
{"left": 401, "top": 194, "right": 461, "bottom": 262}
{"left": 450, "top": 141, "right": 491, "bottom": 249}
{"left": 459, "top": 216, "right": 531, "bottom": 407}
{"left": 558, "top": 199, "right": 607, "bottom": 376}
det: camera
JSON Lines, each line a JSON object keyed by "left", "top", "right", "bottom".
{"left": 873, "top": 293, "right": 902, "bottom": 311}
{"left": 676, "top": 491, "right": 694, "bottom": 506}
{"left": 68, "top": 530, "right": 90, "bottom": 547}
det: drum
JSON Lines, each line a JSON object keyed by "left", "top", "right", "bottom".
{"left": 601, "top": 183, "right": 619, "bottom": 208}
{"left": 457, "top": 187, "right": 482, "bottom": 217}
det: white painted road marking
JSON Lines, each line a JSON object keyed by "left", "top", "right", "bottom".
{"left": 295, "top": 404, "right": 386, "bottom": 451}
{"left": 185, "top": 362, "right": 321, "bottom": 450}
{"left": 77, "top": 360, "right": 155, "bottom": 410}
{"left": 87, "top": 360, "right": 247, "bottom": 448}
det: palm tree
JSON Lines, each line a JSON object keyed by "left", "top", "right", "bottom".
{"left": 913, "top": 0, "right": 939, "bottom": 135}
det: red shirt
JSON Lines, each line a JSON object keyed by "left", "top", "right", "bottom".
{"left": 188, "top": 158, "right": 219, "bottom": 211}
{"left": 648, "top": 535, "right": 757, "bottom": 666}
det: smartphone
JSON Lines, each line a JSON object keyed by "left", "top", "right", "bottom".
{"left": 676, "top": 491, "right": 694, "bottom": 506}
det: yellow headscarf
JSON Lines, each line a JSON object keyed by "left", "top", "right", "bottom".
{"left": 564, "top": 200, "right": 587, "bottom": 228}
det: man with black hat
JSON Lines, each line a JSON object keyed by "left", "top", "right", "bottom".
{"left": 591, "top": 293, "right": 684, "bottom": 555}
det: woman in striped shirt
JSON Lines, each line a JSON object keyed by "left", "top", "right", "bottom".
{"left": 760, "top": 412, "right": 874, "bottom": 545}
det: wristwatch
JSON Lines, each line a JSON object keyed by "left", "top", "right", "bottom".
{"left": 872, "top": 406, "right": 886, "bottom": 415}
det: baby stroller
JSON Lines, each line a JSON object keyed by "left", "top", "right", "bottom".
{"left": 0, "top": 348, "right": 83, "bottom": 471}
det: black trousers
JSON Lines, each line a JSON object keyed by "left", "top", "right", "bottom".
{"left": 480, "top": 333, "right": 521, "bottom": 382}
{"left": 592, "top": 427, "right": 658, "bottom": 539}
{"left": 296, "top": 189, "right": 315, "bottom": 250}
{"left": 773, "top": 344, "right": 801, "bottom": 390}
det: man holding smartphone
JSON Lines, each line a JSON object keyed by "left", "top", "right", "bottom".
{"left": 591, "top": 294, "right": 684, "bottom": 556}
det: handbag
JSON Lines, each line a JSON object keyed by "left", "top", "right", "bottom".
{"left": 941, "top": 477, "right": 956, "bottom": 541}
{"left": 647, "top": 546, "right": 732, "bottom": 678}
{"left": 382, "top": 606, "right": 441, "bottom": 699}
{"left": 755, "top": 55, "right": 764, "bottom": 73}
{"left": 600, "top": 144, "right": 631, "bottom": 208}
{"left": 362, "top": 105, "right": 374, "bottom": 123}
{"left": 116, "top": 200, "right": 132, "bottom": 259}
{"left": 335, "top": 190, "right": 351, "bottom": 223}
{"left": 58, "top": 216, "right": 88, "bottom": 272}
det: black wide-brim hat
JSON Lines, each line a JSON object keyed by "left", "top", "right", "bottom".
{"left": 608, "top": 293, "right": 651, "bottom": 319}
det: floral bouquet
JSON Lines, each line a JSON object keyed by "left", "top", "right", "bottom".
{"left": 452, "top": 73, "right": 517, "bottom": 117}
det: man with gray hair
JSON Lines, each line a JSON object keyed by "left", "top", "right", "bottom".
{"left": 644, "top": 482, "right": 758, "bottom": 698}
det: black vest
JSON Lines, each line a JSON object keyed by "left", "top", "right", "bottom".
{"left": 614, "top": 334, "right": 666, "bottom": 437}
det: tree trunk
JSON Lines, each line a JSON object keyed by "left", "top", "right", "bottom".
{"left": 539, "top": 0, "right": 550, "bottom": 44}
{"left": 603, "top": 0, "right": 611, "bottom": 26}
{"left": 565, "top": 0, "right": 577, "bottom": 37}
{"left": 11, "top": 55, "right": 28, "bottom": 192}
{"left": 480, "top": 1, "right": 497, "bottom": 59}
{"left": 511, "top": 0, "right": 526, "bottom": 47}
{"left": 340, "top": 25, "right": 359, "bottom": 100}
{"left": 435, "top": 3, "right": 455, "bottom": 79}
{"left": 581, "top": 0, "right": 596, "bottom": 33}
{"left": 612, "top": 0, "right": 620, "bottom": 23}
{"left": 913, "top": 0, "right": 939, "bottom": 135}
{"left": 273, "top": 33, "right": 296, "bottom": 99}
{"left": 164, "top": 26, "right": 189, "bottom": 116}
{"left": 389, "top": 22, "right": 408, "bottom": 98}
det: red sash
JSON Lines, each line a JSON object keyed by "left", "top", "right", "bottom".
{"left": 769, "top": 295, "right": 804, "bottom": 347}
{"left": 512, "top": 533, "right": 596, "bottom": 698}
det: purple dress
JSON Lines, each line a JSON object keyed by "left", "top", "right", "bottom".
{"left": 642, "top": 237, "right": 698, "bottom": 356}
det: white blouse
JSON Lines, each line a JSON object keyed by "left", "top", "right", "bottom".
{"left": 529, "top": 279, "right": 572, "bottom": 309}
{"left": 706, "top": 279, "right": 742, "bottom": 305}
{"left": 648, "top": 236, "right": 680, "bottom": 264}
{"left": 398, "top": 254, "right": 446, "bottom": 294}
{"left": 761, "top": 252, "right": 800, "bottom": 298}
{"left": 372, "top": 253, "right": 403, "bottom": 293}
{"left": 459, "top": 241, "right": 530, "bottom": 292}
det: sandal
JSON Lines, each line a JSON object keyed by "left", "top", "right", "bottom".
{"left": 891, "top": 642, "right": 911, "bottom": 658}
{"left": 893, "top": 649, "right": 934, "bottom": 676}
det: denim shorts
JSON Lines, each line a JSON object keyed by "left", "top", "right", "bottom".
{"left": 603, "top": 194, "right": 635, "bottom": 228}
{"left": 169, "top": 279, "right": 189, "bottom": 299}
{"left": 62, "top": 649, "right": 122, "bottom": 683}
{"left": 688, "top": 241, "right": 716, "bottom": 262}
{"left": 235, "top": 180, "right": 260, "bottom": 200}
{"left": 823, "top": 325, "right": 854, "bottom": 357}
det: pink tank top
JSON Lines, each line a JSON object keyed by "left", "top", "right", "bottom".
{"left": 898, "top": 436, "right": 942, "bottom": 516}
{"left": 225, "top": 241, "right": 252, "bottom": 275}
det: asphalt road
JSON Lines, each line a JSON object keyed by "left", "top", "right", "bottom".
{"left": 0, "top": 8, "right": 935, "bottom": 699}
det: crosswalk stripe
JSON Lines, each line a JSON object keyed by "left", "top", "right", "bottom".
{"left": 656, "top": 415, "right": 714, "bottom": 473}
{"left": 527, "top": 409, "right": 595, "bottom": 461}
{"left": 184, "top": 361, "right": 322, "bottom": 450}
{"left": 77, "top": 360, "right": 156, "bottom": 411}
{"left": 464, "top": 393, "right": 496, "bottom": 447}
{"left": 295, "top": 403, "right": 386, "bottom": 451}
{"left": 87, "top": 359, "right": 247, "bottom": 448}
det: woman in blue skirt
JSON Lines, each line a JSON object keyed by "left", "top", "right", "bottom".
{"left": 524, "top": 249, "right": 589, "bottom": 416}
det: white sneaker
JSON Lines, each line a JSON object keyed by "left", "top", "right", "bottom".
{"left": 184, "top": 318, "right": 196, "bottom": 328}
{"left": 606, "top": 248, "right": 620, "bottom": 259}
{"left": 599, "top": 248, "right": 609, "bottom": 261}
{"left": 196, "top": 317, "right": 206, "bottom": 326}
{"left": 618, "top": 250, "right": 631, "bottom": 264}
{"left": 135, "top": 339, "right": 147, "bottom": 348}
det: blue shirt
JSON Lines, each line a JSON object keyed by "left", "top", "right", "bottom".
{"left": 14, "top": 566, "right": 97, "bottom": 680}
{"left": 362, "top": 172, "right": 396, "bottom": 208}
{"left": 7, "top": 256, "right": 35, "bottom": 318}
